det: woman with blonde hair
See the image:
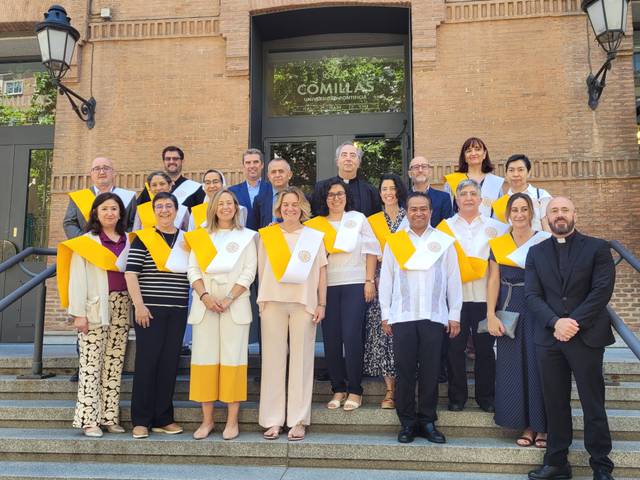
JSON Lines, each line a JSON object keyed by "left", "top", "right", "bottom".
{"left": 257, "top": 186, "right": 327, "bottom": 441}
{"left": 185, "top": 189, "right": 257, "bottom": 440}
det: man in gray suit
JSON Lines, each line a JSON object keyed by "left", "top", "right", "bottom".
{"left": 63, "top": 157, "right": 137, "bottom": 239}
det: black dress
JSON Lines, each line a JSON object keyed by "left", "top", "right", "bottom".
{"left": 363, "top": 209, "right": 406, "bottom": 378}
{"left": 492, "top": 251, "right": 546, "bottom": 432}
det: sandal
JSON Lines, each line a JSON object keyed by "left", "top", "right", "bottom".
{"left": 263, "top": 426, "right": 282, "bottom": 440}
{"left": 380, "top": 389, "right": 395, "bottom": 409}
{"left": 327, "top": 392, "right": 347, "bottom": 409}
{"left": 288, "top": 424, "right": 305, "bottom": 441}
{"left": 343, "top": 394, "right": 362, "bottom": 411}
{"left": 516, "top": 430, "right": 535, "bottom": 447}
{"left": 534, "top": 434, "right": 547, "bottom": 449}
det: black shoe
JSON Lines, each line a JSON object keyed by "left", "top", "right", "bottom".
{"left": 593, "top": 470, "right": 614, "bottom": 480}
{"left": 397, "top": 426, "right": 415, "bottom": 443}
{"left": 479, "top": 403, "right": 495, "bottom": 413}
{"left": 416, "top": 422, "right": 446, "bottom": 443}
{"left": 69, "top": 371, "right": 79, "bottom": 383}
{"left": 447, "top": 403, "right": 464, "bottom": 412}
{"left": 528, "top": 464, "right": 572, "bottom": 480}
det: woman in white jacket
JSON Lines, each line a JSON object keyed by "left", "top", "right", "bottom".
{"left": 185, "top": 189, "right": 257, "bottom": 440}
{"left": 57, "top": 192, "right": 131, "bottom": 437}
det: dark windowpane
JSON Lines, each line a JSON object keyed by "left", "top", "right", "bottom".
{"left": 24, "top": 149, "right": 53, "bottom": 260}
{"left": 269, "top": 141, "right": 317, "bottom": 194}
{"left": 355, "top": 138, "right": 403, "bottom": 188}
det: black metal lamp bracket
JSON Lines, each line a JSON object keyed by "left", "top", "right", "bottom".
{"left": 586, "top": 51, "right": 616, "bottom": 111}
{"left": 54, "top": 80, "right": 96, "bottom": 129}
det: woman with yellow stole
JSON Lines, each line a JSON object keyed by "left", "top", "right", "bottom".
{"left": 306, "top": 178, "right": 380, "bottom": 411}
{"left": 491, "top": 154, "right": 552, "bottom": 231}
{"left": 185, "top": 189, "right": 257, "bottom": 441}
{"left": 257, "top": 187, "right": 328, "bottom": 441}
{"left": 133, "top": 171, "right": 189, "bottom": 231}
{"left": 363, "top": 173, "right": 408, "bottom": 409}
{"left": 444, "top": 137, "right": 504, "bottom": 217}
{"left": 57, "top": 192, "right": 131, "bottom": 437}
{"left": 125, "top": 192, "right": 191, "bottom": 439}
{"left": 487, "top": 192, "right": 551, "bottom": 448}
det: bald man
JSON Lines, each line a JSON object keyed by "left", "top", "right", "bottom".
{"left": 63, "top": 157, "right": 137, "bottom": 239}
{"left": 525, "top": 197, "right": 616, "bottom": 480}
{"left": 408, "top": 156, "right": 453, "bottom": 228}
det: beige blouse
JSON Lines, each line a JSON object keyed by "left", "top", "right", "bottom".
{"left": 257, "top": 225, "right": 328, "bottom": 316}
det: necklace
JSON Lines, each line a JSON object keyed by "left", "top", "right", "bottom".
{"left": 156, "top": 228, "right": 178, "bottom": 249}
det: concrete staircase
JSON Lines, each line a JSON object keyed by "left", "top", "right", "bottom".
{"left": 0, "top": 343, "right": 638, "bottom": 479}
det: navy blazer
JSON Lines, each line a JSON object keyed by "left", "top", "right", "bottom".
{"left": 425, "top": 187, "right": 454, "bottom": 228}
{"left": 525, "top": 231, "right": 615, "bottom": 348}
{"left": 229, "top": 180, "right": 271, "bottom": 221}
{"left": 247, "top": 183, "right": 276, "bottom": 230}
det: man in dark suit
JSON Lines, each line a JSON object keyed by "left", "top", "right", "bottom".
{"left": 310, "top": 142, "right": 381, "bottom": 217}
{"left": 248, "top": 158, "right": 292, "bottom": 230}
{"left": 229, "top": 148, "right": 270, "bottom": 220}
{"left": 525, "top": 196, "right": 616, "bottom": 480}
{"left": 408, "top": 156, "right": 453, "bottom": 228}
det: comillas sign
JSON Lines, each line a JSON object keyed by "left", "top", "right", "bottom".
{"left": 296, "top": 81, "right": 375, "bottom": 96}
{"left": 269, "top": 52, "right": 405, "bottom": 117}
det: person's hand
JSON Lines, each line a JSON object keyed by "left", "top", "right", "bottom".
{"left": 554, "top": 317, "right": 579, "bottom": 342}
{"left": 219, "top": 297, "right": 232, "bottom": 312}
{"left": 487, "top": 313, "right": 505, "bottom": 337}
{"left": 447, "top": 320, "right": 461, "bottom": 338}
{"left": 134, "top": 303, "right": 153, "bottom": 328}
{"left": 73, "top": 316, "right": 89, "bottom": 335}
{"left": 201, "top": 293, "right": 222, "bottom": 313}
{"left": 313, "top": 305, "right": 325, "bottom": 324}
{"left": 381, "top": 320, "right": 392, "bottom": 337}
{"left": 364, "top": 282, "right": 376, "bottom": 302}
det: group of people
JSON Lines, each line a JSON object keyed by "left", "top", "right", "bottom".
{"left": 57, "top": 138, "right": 617, "bottom": 480}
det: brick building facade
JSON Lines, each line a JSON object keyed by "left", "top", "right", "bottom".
{"left": 0, "top": 0, "right": 638, "bottom": 331}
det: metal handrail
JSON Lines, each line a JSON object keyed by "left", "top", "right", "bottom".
{"left": 609, "top": 240, "right": 640, "bottom": 360}
{"left": 0, "top": 247, "right": 57, "bottom": 379}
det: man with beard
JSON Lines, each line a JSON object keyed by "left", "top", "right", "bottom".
{"left": 137, "top": 146, "right": 201, "bottom": 207}
{"left": 525, "top": 197, "right": 616, "bottom": 480}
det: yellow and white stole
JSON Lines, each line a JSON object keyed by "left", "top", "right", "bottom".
{"left": 172, "top": 178, "right": 201, "bottom": 204}
{"left": 130, "top": 228, "right": 189, "bottom": 273}
{"left": 436, "top": 217, "right": 508, "bottom": 283}
{"left": 259, "top": 224, "right": 324, "bottom": 284}
{"left": 305, "top": 210, "right": 364, "bottom": 254}
{"left": 190, "top": 202, "right": 208, "bottom": 230}
{"left": 489, "top": 231, "right": 551, "bottom": 269}
{"left": 444, "top": 172, "right": 504, "bottom": 217}
{"left": 491, "top": 194, "right": 510, "bottom": 224}
{"left": 69, "top": 188, "right": 136, "bottom": 222}
{"left": 57, "top": 233, "right": 130, "bottom": 308}
{"left": 184, "top": 227, "right": 256, "bottom": 274}
{"left": 387, "top": 228, "right": 455, "bottom": 271}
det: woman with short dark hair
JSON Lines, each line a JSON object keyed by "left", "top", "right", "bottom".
{"left": 57, "top": 192, "right": 131, "bottom": 437}
{"left": 125, "top": 192, "right": 191, "bottom": 439}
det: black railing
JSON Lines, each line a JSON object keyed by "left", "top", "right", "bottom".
{"left": 610, "top": 240, "right": 640, "bottom": 360}
{"left": 0, "top": 247, "right": 57, "bottom": 379}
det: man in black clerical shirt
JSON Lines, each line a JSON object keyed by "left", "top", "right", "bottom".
{"left": 311, "top": 142, "right": 381, "bottom": 217}
{"left": 525, "top": 197, "right": 616, "bottom": 480}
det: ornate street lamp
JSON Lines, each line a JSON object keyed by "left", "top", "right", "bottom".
{"left": 35, "top": 5, "right": 96, "bottom": 128}
{"left": 582, "top": 0, "right": 631, "bottom": 110}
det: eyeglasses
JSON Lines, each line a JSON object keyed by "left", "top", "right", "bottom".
{"left": 91, "top": 166, "right": 113, "bottom": 173}
{"left": 409, "top": 164, "right": 431, "bottom": 171}
{"left": 327, "top": 192, "right": 346, "bottom": 199}
{"left": 153, "top": 204, "right": 176, "bottom": 211}
{"left": 163, "top": 156, "right": 182, "bottom": 162}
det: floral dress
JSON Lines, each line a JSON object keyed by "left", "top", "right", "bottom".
{"left": 363, "top": 208, "right": 406, "bottom": 378}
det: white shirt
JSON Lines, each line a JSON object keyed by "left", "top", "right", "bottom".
{"left": 507, "top": 183, "right": 552, "bottom": 231}
{"left": 378, "top": 226, "right": 462, "bottom": 326}
{"left": 447, "top": 214, "right": 507, "bottom": 302}
{"left": 326, "top": 212, "right": 381, "bottom": 286}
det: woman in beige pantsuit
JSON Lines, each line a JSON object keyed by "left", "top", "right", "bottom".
{"left": 257, "top": 187, "right": 328, "bottom": 441}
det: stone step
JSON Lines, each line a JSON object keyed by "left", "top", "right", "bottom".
{"left": 0, "top": 428, "right": 637, "bottom": 476}
{"left": 0, "top": 462, "right": 634, "bottom": 480}
{"left": 0, "top": 400, "right": 639, "bottom": 440}
{"left": 2, "top": 374, "right": 639, "bottom": 409}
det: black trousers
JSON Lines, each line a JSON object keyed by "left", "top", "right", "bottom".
{"left": 392, "top": 320, "right": 444, "bottom": 428}
{"left": 447, "top": 302, "right": 495, "bottom": 407}
{"left": 131, "top": 306, "right": 187, "bottom": 427}
{"left": 537, "top": 338, "right": 613, "bottom": 473}
{"left": 322, "top": 283, "right": 366, "bottom": 395}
